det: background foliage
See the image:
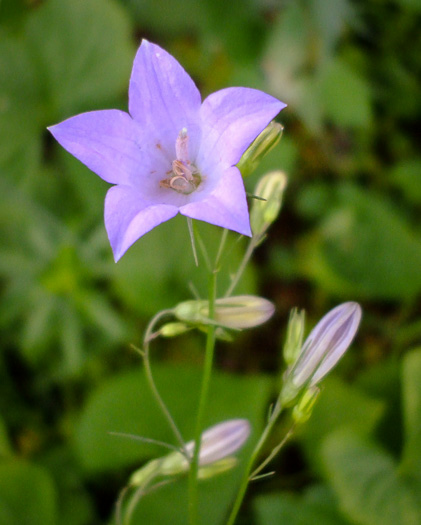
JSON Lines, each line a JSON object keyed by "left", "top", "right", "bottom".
{"left": 0, "top": 0, "right": 420, "bottom": 523}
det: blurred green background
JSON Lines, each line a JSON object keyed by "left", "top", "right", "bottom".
{"left": 1, "top": 0, "right": 421, "bottom": 523}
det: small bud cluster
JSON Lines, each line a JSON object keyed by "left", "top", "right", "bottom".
{"left": 281, "top": 302, "right": 362, "bottom": 405}
{"left": 129, "top": 419, "right": 250, "bottom": 487}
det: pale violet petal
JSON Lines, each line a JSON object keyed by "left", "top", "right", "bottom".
{"left": 197, "top": 87, "right": 286, "bottom": 170}
{"left": 129, "top": 40, "right": 202, "bottom": 153}
{"left": 104, "top": 185, "right": 178, "bottom": 261}
{"left": 310, "top": 302, "right": 362, "bottom": 385}
{"left": 48, "top": 110, "right": 146, "bottom": 185}
{"left": 179, "top": 166, "right": 251, "bottom": 236}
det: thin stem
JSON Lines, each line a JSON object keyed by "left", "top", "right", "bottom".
{"left": 142, "top": 309, "right": 187, "bottom": 454}
{"left": 193, "top": 223, "right": 212, "bottom": 272}
{"left": 188, "top": 269, "right": 218, "bottom": 525}
{"left": 250, "top": 425, "right": 295, "bottom": 480}
{"left": 226, "top": 399, "right": 287, "bottom": 525}
{"left": 187, "top": 218, "right": 199, "bottom": 267}
{"left": 215, "top": 229, "right": 229, "bottom": 269}
{"left": 225, "top": 236, "right": 259, "bottom": 297}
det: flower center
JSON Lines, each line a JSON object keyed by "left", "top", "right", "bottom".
{"left": 160, "top": 128, "right": 201, "bottom": 195}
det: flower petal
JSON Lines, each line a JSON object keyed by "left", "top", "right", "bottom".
{"left": 105, "top": 185, "right": 178, "bottom": 261}
{"left": 129, "top": 40, "right": 201, "bottom": 145}
{"left": 198, "top": 88, "right": 286, "bottom": 170}
{"left": 180, "top": 166, "right": 251, "bottom": 236}
{"left": 48, "top": 110, "right": 146, "bottom": 185}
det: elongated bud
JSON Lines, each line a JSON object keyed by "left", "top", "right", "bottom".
{"left": 292, "top": 386, "right": 320, "bottom": 424}
{"left": 281, "top": 302, "right": 362, "bottom": 403}
{"left": 130, "top": 419, "right": 250, "bottom": 485}
{"left": 174, "top": 295, "right": 275, "bottom": 330}
{"left": 250, "top": 171, "right": 287, "bottom": 239}
{"left": 283, "top": 308, "right": 306, "bottom": 366}
{"left": 237, "top": 122, "right": 284, "bottom": 177}
{"left": 159, "top": 322, "right": 191, "bottom": 337}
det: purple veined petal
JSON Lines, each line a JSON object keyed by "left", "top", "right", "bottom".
{"left": 179, "top": 166, "right": 252, "bottom": 236}
{"left": 197, "top": 87, "right": 287, "bottom": 171}
{"left": 292, "top": 302, "right": 362, "bottom": 387}
{"left": 104, "top": 185, "right": 178, "bottom": 261}
{"left": 184, "top": 419, "right": 251, "bottom": 465}
{"left": 309, "top": 302, "right": 362, "bottom": 385}
{"left": 129, "top": 40, "right": 202, "bottom": 147}
{"left": 48, "top": 110, "right": 150, "bottom": 186}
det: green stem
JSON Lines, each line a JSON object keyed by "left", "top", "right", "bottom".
{"left": 142, "top": 309, "right": 187, "bottom": 454}
{"left": 225, "top": 236, "right": 259, "bottom": 298}
{"left": 188, "top": 269, "right": 218, "bottom": 525}
{"left": 226, "top": 399, "right": 285, "bottom": 525}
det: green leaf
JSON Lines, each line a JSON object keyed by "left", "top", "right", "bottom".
{"left": 25, "top": 0, "right": 134, "bottom": 117}
{"left": 254, "top": 485, "right": 352, "bottom": 525}
{"left": 0, "top": 31, "right": 43, "bottom": 178}
{"left": 301, "top": 185, "right": 421, "bottom": 299}
{"left": 389, "top": 159, "right": 421, "bottom": 206}
{"left": 0, "top": 417, "right": 12, "bottom": 459}
{"left": 74, "top": 364, "right": 271, "bottom": 472}
{"left": 400, "top": 348, "right": 421, "bottom": 480}
{"left": 321, "top": 431, "right": 421, "bottom": 525}
{"left": 319, "top": 58, "right": 372, "bottom": 128}
{"left": 0, "top": 461, "right": 57, "bottom": 525}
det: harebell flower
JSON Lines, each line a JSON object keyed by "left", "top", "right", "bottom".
{"left": 49, "top": 40, "right": 286, "bottom": 261}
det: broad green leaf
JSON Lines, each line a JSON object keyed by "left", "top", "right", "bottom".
{"left": 321, "top": 431, "right": 421, "bottom": 525}
{"left": 0, "top": 417, "right": 12, "bottom": 458}
{"left": 0, "top": 461, "right": 57, "bottom": 525}
{"left": 74, "top": 364, "right": 271, "bottom": 472}
{"left": 319, "top": 58, "right": 372, "bottom": 128}
{"left": 0, "top": 31, "right": 43, "bottom": 178}
{"left": 389, "top": 159, "right": 421, "bottom": 206}
{"left": 300, "top": 185, "right": 421, "bottom": 299}
{"left": 254, "top": 485, "right": 352, "bottom": 525}
{"left": 299, "top": 376, "right": 385, "bottom": 472}
{"left": 400, "top": 348, "right": 421, "bottom": 480}
{"left": 25, "top": 0, "right": 134, "bottom": 118}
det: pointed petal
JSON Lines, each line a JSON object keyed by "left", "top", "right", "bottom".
{"left": 198, "top": 88, "right": 286, "bottom": 170}
{"left": 104, "top": 185, "right": 178, "bottom": 261}
{"left": 129, "top": 40, "right": 201, "bottom": 146}
{"left": 48, "top": 110, "right": 146, "bottom": 185}
{"left": 180, "top": 167, "right": 251, "bottom": 236}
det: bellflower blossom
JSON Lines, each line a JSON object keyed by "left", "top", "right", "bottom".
{"left": 48, "top": 40, "right": 286, "bottom": 261}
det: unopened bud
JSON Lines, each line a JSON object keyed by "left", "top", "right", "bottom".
{"left": 159, "top": 322, "right": 191, "bottom": 337}
{"left": 250, "top": 171, "right": 287, "bottom": 238}
{"left": 281, "top": 302, "right": 362, "bottom": 403}
{"left": 283, "top": 308, "right": 306, "bottom": 366}
{"left": 198, "top": 457, "right": 238, "bottom": 479}
{"left": 130, "top": 419, "right": 250, "bottom": 485}
{"left": 174, "top": 296, "right": 275, "bottom": 330}
{"left": 292, "top": 386, "right": 320, "bottom": 423}
{"left": 237, "top": 122, "right": 284, "bottom": 177}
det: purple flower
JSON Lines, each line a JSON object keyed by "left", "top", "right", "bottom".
{"left": 48, "top": 40, "right": 286, "bottom": 261}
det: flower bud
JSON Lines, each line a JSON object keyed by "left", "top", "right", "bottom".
{"left": 174, "top": 295, "right": 275, "bottom": 330}
{"left": 159, "top": 322, "right": 191, "bottom": 337}
{"left": 250, "top": 171, "right": 287, "bottom": 238}
{"left": 292, "top": 386, "right": 320, "bottom": 424}
{"left": 237, "top": 122, "right": 284, "bottom": 178}
{"left": 283, "top": 308, "right": 305, "bottom": 366}
{"left": 129, "top": 419, "right": 251, "bottom": 485}
{"left": 281, "top": 302, "right": 362, "bottom": 403}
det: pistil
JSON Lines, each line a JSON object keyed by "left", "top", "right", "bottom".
{"left": 160, "top": 128, "right": 201, "bottom": 195}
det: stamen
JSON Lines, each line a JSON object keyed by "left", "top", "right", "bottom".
{"left": 159, "top": 128, "right": 201, "bottom": 195}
